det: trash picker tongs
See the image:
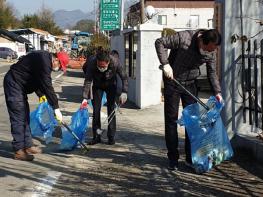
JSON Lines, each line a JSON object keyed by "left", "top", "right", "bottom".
{"left": 61, "top": 121, "right": 89, "bottom": 152}
{"left": 159, "top": 65, "right": 210, "bottom": 111}
{"left": 96, "top": 103, "right": 121, "bottom": 135}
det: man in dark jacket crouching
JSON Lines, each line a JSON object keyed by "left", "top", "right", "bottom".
{"left": 4, "top": 50, "right": 69, "bottom": 161}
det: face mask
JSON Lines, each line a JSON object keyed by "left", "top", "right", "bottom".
{"left": 200, "top": 48, "right": 213, "bottom": 56}
{"left": 97, "top": 66, "right": 108, "bottom": 72}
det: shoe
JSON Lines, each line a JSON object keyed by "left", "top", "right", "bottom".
{"left": 107, "top": 138, "right": 115, "bottom": 145}
{"left": 25, "top": 146, "right": 42, "bottom": 154}
{"left": 88, "top": 136, "right": 101, "bottom": 145}
{"left": 14, "top": 149, "right": 34, "bottom": 161}
{"left": 185, "top": 160, "right": 194, "bottom": 169}
{"left": 168, "top": 160, "right": 178, "bottom": 171}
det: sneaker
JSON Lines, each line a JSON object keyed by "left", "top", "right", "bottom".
{"left": 25, "top": 146, "right": 42, "bottom": 154}
{"left": 88, "top": 136, "right": 101, "bottom": 145}
{"left": 107, "top": 138, "right": 115, "bottom": 145}
{"left": 168, "top": 160, "right": 178, "bottom": 171}
{"left": 14, "top": 149, "right": 34, "bottom": 161}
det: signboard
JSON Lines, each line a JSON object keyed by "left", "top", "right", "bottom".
{"left": 100, "top": 0, "right": 120, "bottom": 31}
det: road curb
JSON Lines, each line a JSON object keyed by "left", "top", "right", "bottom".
{"left": 231, "top": 134, "right": 263, "bottom": 164}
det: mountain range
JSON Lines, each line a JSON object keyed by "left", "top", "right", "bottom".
{"left": 53, "top": 9, "right": 95, "bottom": 29}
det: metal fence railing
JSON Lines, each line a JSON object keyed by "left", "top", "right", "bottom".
{"left": 240, "top": 39, "right": 263, "bottom": 129}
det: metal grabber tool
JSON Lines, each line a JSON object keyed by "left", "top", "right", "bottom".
{"left": 159, "top": 65, "right": 210, "bottom": 111}
{"left": 61, "top": 121, "right": 89, "bottom": 153}
{"left": 96, "top": 102, "right": 122, "bottom": 135}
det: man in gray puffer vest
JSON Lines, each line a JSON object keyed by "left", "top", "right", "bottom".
{"left": 155, "top": 29, "right": 223, "bottom": 171}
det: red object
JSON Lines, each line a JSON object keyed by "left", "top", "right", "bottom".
{"left": 216, "top": 95, "right": 221, "bottom": 102}
{"left": 80, "top": 101, "right": 88, "bottom": 109}
{"left": 57, "top": 52, "right": 69, "bottom": 72}
{"left": 68, "top": 57, "right": 86, "bottom": 69}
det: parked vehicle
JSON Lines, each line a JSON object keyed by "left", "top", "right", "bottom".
{"left": 70, "top": 32, "right": 92, "bottom": 58}
{"left": 0, "top": 47, "right": 18, "bottom": 60}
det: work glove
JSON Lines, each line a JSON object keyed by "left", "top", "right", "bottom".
{"left": 163, "top": 64, "right": 173, "bottom": 79}
{"left": 39, "top": 95, "right": 47, "bottom": 103}
{"left": 80, "top": 99, "right": 88, "bottom": 109}
{"left": 119, "top": 93, "right": 127, "bottom": 105}
{"left": 216, "top": 93, "right": 224, "bottom": 104}
{"left": 54, "top": 108, "right": 63, "bottom": 123}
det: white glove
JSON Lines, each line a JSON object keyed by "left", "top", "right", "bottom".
{"left": 215, "top": 93, "right": 224, "bottom": 104}
{"left": 163, "top": 64, "right": 173, "bottom": 79}
{"left": 54, "top": 108, "right": 63, "bottom": 123}
{"left": 119, "top": 93, "right": 127, "bottom": 105}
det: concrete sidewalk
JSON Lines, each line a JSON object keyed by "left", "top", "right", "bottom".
{"left": 48, "top": 69, "right": 263, "bottom": 196}
{"left": 1, "top": 68, "right": 263, "bottom": 196}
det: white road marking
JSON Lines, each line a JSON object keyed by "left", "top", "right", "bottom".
{"left": 0, "top": 72, "right": 7, "bottom": 76}
{"left": 30, "top": 171, "right": 62, "bottom": 197}
{"left": 52, "top": 72, "right": 64, "bottom": 83}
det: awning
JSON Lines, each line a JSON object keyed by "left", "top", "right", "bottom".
{"left": 0, "top": 29, "right": 31, "bottom": 44}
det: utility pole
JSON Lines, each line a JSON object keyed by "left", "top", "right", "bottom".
{"left": 94, "top": 0, "right": 97, "bottom": 33}
{"left": 140, "top": 0, "right": 145, "bottom": 24}
{"left": 120, "top": 0, "right": 124, "bottom": 31}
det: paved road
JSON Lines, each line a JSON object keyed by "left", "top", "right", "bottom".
{"left": 0, "top": 63, "right": 263, "bottom": 197}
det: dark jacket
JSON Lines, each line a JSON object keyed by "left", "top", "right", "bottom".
{"left": 155, "top": 29, "right": 221, "bottom": 94}
{"left": 9, "top": 50, "right": 59, "bottom": 109}
{"left": 82, "top": 55, "right": 128, "bottom": 99}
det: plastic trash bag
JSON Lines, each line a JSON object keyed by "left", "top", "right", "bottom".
{"left": 88, "top": 91, "right": 107, "bottom": 107}
{"left": 177, "top": 96, "right": 233, "bottom": 174}
{"left": 30, "top": 101, "right": 58, "bottom": 143}
{"left": 60, "top": 108, "right": 89, "bottom": 150}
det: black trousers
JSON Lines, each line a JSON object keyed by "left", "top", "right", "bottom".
{"left": 91, "top": 84, "right": 117, "bottom": 140}
{"left": 3, "top": 71, "right": 33, "bottom": 151}
{"left": 163, "top": 77, "right": 197, "bottom": 163}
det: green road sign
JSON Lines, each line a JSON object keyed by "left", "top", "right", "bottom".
{"left": 100, "top": 0, "right": 120, "bottom": 31}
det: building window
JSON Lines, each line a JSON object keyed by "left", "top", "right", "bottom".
{"left": 187, "top": 15, "right": 199, "bottom": 28}
{"left": 124, "top": 32, "right": 137, "bottom": 79}
{"left": 158, "top": 15, "right": 167, "bottom": 25}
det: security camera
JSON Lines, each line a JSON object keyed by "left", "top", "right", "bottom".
{"left": 145, "top": 5, "right": 156, "bottom": 19}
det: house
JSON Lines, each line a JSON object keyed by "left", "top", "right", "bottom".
{"left": 0, "top": 29, "right": 31, "bottom": 57}
{"left": 125, "top": 0, "right": 214, "bottom": 30}
{"left": 54, "top": 35, "right": 69, "bottom": 52}
{"left": 10, "top": 28, "right": 55, "bottom": 52}
{"left": 111, "top": 0, "right": 215, "bottom": 108}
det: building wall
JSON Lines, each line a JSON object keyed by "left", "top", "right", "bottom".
{"left": 22, "top": 34, "right": 41, "bottom": 50}
{"left": 111, "top": 23, "right": 163, "bottom": 108}
{"left": 216, "top": 0, "right": 263, "bottom": 135}
{"left": 0, "top": 38, "right": 26, "bottom": 57}
{"left": 138, "top": 23, "right": 163, "bottom": 108}
{"left": 151, "top": 7, "right": 214, "bottom": 30}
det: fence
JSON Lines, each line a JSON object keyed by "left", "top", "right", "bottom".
{"left": 240, "top": 39, "right": 263, "bottom": 129}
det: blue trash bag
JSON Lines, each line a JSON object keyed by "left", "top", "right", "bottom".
{"left": 60, "top": 108, "right": 89, "bottom": 150}
{"left": 30, "top": 101, "right": 58, "bottom": 144}
{"left": 177, "top": 96, "right": 233, "bottom": 174}
{"left": 88, "top": 91, "right": 107, "bottom": 107}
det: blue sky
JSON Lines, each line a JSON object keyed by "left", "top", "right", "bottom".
{"left": 6, "top": 0, "right": 95, "bottom": 16}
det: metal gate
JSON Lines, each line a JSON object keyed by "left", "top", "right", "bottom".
{"left": 240, "top": 39, "right": 263, "bottom": 129}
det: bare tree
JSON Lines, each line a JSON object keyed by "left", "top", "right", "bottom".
{"left": 0, "top": 0, "right": 18, "bottom": 28}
